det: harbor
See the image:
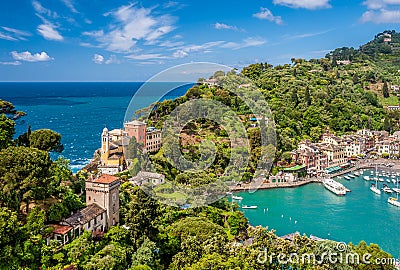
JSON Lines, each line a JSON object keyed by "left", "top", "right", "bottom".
{"left": 233, "top": 167, "right": 400, "bottom": 259}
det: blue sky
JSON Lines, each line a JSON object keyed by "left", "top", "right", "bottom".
{"left": 0, "top": 0, "right": 399, "bottom": 81}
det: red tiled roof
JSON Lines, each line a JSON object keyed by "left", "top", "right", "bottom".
{"left": 94, "top": 174, "right": 120, "bottom": 184}
{"left": 53, "top": 224, "right": 73, "bottom": 235}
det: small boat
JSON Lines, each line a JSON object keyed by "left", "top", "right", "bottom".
{"left": 392, "top": 179, "right": 397, "bottom": 184}
{"left": 363, "top": 176, "right": 370, "bottom": 181}
{"left": 388, "top": 197, "right": 400, "bottom": 207}
{"left": 392, "top": 188, "right": 400, "bottom": 193}
{"left": 344, "top": 176, "right": 351, "bottom": 180}
{"left": 349, "top": 174, "right": 356, "bottom": 178}
{"left": 379, "top": 178, "right": 384, "bottom": 182}
{"left": 370, "top": 184, "right": 381, "bottom": 195}
{"left": 382, "top": 187, "right": 394, "bottom": 194}
{"left": 232, "top": 195, "right": 243, "bottom": 200}
{"left": 389, "top": 180, "right": 400, "bottom": 207}
{"left": 354, "top": 172, "right": 360, "bottom": 176}
{"left": 242, "top": 205, "right": 257, "bottom": 209}
{"left": 386, "top": 179, "right": 391, "bottom": 183}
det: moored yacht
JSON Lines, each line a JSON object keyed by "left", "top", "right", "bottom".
{"left": 370, "top": 183, "right": 381, "bottom": 195}
{"left": 363, "top": 176, "right": 370, "bottom": 181}
{"left": 388, "top": 197, "right": 400, "bottom": 207}
{"left": 322, "top": 178, "right": 347, "bottom": 196}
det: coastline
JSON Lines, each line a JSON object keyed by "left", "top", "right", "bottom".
{"left": 231, "top": 158, "right": 400, "bottom": 192}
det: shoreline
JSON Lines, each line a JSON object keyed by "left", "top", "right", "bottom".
{"left": 231, "top": 158, "right": 400, "bottom": 192}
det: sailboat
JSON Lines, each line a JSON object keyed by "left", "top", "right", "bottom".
{"left": 388, "top": 180, "right": 400, "bottom": 207}
{"left": 370, "top": 164, "right": 381, "bottom": 195}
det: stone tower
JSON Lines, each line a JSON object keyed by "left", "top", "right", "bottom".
{"left": 85, "top": 174, "right": 120, "bottom": 230}
{"left": 101, "top": 127, "right": 109, "bottom": 163}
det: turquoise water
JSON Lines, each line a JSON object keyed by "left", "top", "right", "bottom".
{"left": 2, "top": 82, "right": 189, "bottom": 172}
{"left": 236, "top": 170, "right": 400, "bottom": 258}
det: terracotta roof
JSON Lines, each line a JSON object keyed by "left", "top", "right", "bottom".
{"left": 53, "top": 224, "right": 73, "bottom": 235}
{"left": 94, "top": 174, "right": 120, "bottom": 184}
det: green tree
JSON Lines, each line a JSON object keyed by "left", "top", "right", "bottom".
{"left": 0, "top": 146, "right": 52, "bottom": 214}
{"left": 29, "top": 129, "right": 64, "bottom": 152}
{"left": 0, "top": 114, "right": 15, "bottom": 150}
{"left": 383, "top": 81, "right": 389, "bottom": 98}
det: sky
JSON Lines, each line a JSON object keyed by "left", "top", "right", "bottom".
{"left": 0, "top": 0, "right": 399, "bottom": 81}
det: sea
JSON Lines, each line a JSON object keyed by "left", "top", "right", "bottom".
{"left": 236, "top": 171, "right": 400, "bottom": 258}
{"left": 1, "top": 83, "right": 399, "bottom": 259}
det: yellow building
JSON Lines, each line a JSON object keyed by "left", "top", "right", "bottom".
{"left": 99, "top": 127, "right": 126, "bottom": 175}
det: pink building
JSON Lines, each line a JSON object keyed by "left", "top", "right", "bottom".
{"left": 124, "top": 120, "right": 147, "bottom": 145}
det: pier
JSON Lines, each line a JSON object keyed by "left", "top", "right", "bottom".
{"left": 231, "top": 177, "right": 322, "bottom": 192}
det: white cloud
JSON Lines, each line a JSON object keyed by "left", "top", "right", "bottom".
{"left": 253, "top": 8, "right": 283, "bottom": 25}
{"left": 92, "top": 54, "right": 121, "bottom": 64}
{"left": 214, "top": 22, "right": 240, "bottom": 31}
{"left": 0, "top": 32, "right": 17, "bottom": 41}
{"left": 0, "top": 27, "right": 31, "bottom": 41}
{"left": 273, "top": 0, "right": 331, "bottom": 9}
{"left": 0, "top": 61, "right": 21, "bottom": 66}
{"left": 60, "top": 0, "right": 78, "bottom": 13}
{"left": 171, "top": 41, "right": 225, "bottom": 58}
{"left": 105, "top": 55, "right": 121, "bottom": 64}
{"left": 125, "top": 53, "right": 168, "bottom": 60}
{"left": 37, "top": 23, "right": 63, "bottom": 41}
{"left": 11, "top": 51, "right": 53, "bottom": 62}
{"left": 360, "top": 9, "right": 400, "bottom": 23}
{"left": 92, "top": 54, "right": 104, "bottom": 64}
{"left": 363, "top": 0, "right": 400, "bottom": 9}
{"left": 32, "top": 0, "right": 58, "bottom": 18}
{"left": 221, "top": 37, "right": 266, "bottom": 50}
{"left": 172, "top": 50, "right": 188, "bottom": 58}
{"left": 85, "top": 4, "right": 176, "bottom": 53}
{"left": 284, "top": 29, "right": 333, "bottom": 40}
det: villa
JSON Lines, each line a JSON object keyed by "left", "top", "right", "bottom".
{"left": 47, "top": 174, "right": 121, "bottom": 245}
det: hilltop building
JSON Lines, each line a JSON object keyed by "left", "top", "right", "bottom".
{"left": 124, "top": 120, "right": 162, "bottom": 152}
{"left": 48, "top": 174, "right": 121, "bottom": 245}
{"left": 99, "top": 127, "right": 127, "bottom": 175}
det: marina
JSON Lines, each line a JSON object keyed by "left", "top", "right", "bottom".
{"left": 234, "top": 168, "right": 400, "bottom": 258}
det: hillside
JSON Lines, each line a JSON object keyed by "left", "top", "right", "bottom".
{"left": 142, "top": 31, "right": 400, "bottom": 184}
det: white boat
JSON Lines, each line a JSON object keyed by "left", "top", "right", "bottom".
{"left": 382, "top": 187, "right": 394, "bottom": 194}
{"left": 388, "top": 197, "right": 400, "bottom": 207}
{"left": 392, "top": 179, "right": 397, "bottom": 184}
{"left": 370, "top": 184, "right": 381, "bottom": 195}
{"left": 349, "top": 174, "right": 356, "bottom": 178}
{"left": 379, "top": 178, "right": 384, "bottom": 182}
{"left": 386, "top": 179, "right": 391, "bottom": 183}
{"left": 344, "top": 176, "right": 351, "bottom": 180}
{"left": 232, "top": 195, "right": 243, "bottom": 200}
{"left": 322, "top": 178, "right": 347, "bottom": 196}
{"left": 392, "top": 188, "right": 400, "bottom": 193}
{"left": 242, "top": 205, "right": 257, "bottom": 209}
{"left": 363, "top": 176, "right": 370, "bottom": 181}
{"left": 371, "top": 164, "right": 381, "bottom": 195}
{"left": 388, "top": 179, "right": 400, "bottom": 207}
{"left": 354, "top": 172, "right": 360, "bottom": 176}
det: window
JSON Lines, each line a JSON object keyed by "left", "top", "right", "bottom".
{"left": 100, "top": 213, "right": 103, "bottom": 220}
{"left": 87, "top": 220, "right": 91, "bottom": 229}
{"left": 94, "top": 218, "right": 97, "bottom": 225}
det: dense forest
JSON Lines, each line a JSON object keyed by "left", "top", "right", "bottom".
{"left": 0, "top": 31, "right": 399, "bottom": 269}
